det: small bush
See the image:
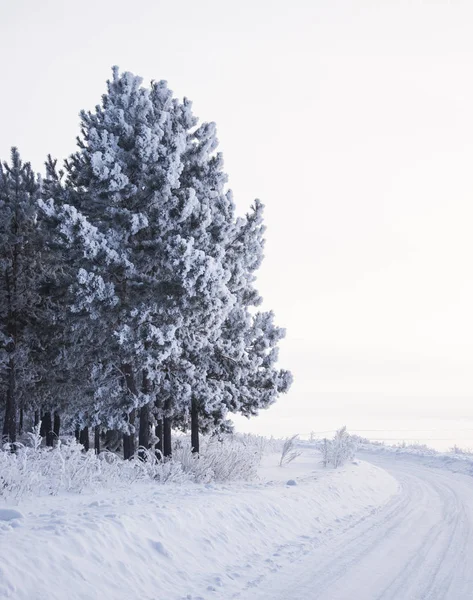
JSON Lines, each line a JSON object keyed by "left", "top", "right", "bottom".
{"left": 0, "top": 436, "right": 189, "bottom": 503}
{"left": 0, "top": 430, "right": 264, "bottom": 503}
{"left": 450, "top": 445, "right": 473, "bottom": 456}
{"left": 173, "top": 435, "right": 262, "bottom": 483}
{"left": 321, "top": 427, "right": 357, "bottom": 468}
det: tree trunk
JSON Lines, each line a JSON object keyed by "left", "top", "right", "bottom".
{"left": 74, "top": 426, "right": 80, "bottom": 442}
{"left": 3, "top": 357, "right": 17, "bottom": 446}
{"left": 18, "top": 406, "right": 23, "bottom": 436}
{"left": 34, "top": 410, "right": 40, "bottom": 427}
{"left": 155, "top": 419, "right": 163, "bottom": 459}
{"left": 155, "top": 396, "right": 163, "bottom": 459}
{"left": 4, "top": 250, "right": 18, "bottom": 448}
{"left": 53, "top": 412, "right": 60, "bottom": 442}
{"left": 123, "top": 409, "right": 136, "bottom": 460}
{"left": 43, "top": 411, "right": 54, "bottom": 447}
{"left": 138, "top": 368, "right": 152, "bottom": 460}
{"left": 163, "top": 416, "right": 172, "bottom": 458}
{"left": 40, "top": 411, "right": 46, "bottom": 437}
{"left": 138, "top": 403, "right": 151, "bottom": 460}
{"left": 191, "top": 397, "right": 199, "bottom": 454}
{"left": 79, "top": 426, "right": 89, "bottom": 451}
{"left": 122, "top": 363, "right": 137, "bottom": 460}
{"left": 94, "top": 426, "right": 100, "bottom": 455}
{"left": 163, "top": 398, "right": 172, "bottom": 458}
{"left": 2, "top": 400, "right": 11, "bottom": 442}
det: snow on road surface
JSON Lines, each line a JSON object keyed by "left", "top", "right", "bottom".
{"left": 2, "top": 447, "right": 472, "bottom": 600}
{"left": 248, "top": 451, "right": 473, "bottom": 600}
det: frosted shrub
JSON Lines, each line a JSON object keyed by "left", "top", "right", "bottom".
{"left": 0, "top": 430, "right": 265, "bottom": 502}
{"left": 0, "top": 446, "right": 42, "bottom": 501}
{"left": 0, "top": 440, "right": 101, "bottom": 501}
{"left": 0, "top": 437, "right": 190, "bottom": 503}
{"left": 172, "top": 444, "right": 214, "bottom": 483}
{"left": 173, "top": 435, "right": 262, "bottom": 483}
{"left": 238, "top": 433, "right": 268, "bottom": 454}
{"left": 321, "top": 427, "right": 358, "bottom": 468}
{"left": 201, "top": 436, "right": 261, "bottom": 481}
{"left": 133, "top": 448, "right": 188, "bottom": 484}
{"left": 279, "top": 434, "right": 302, "bottom": 467}
{"left": 450, "top": 445, "right": 473, "bottom": 456}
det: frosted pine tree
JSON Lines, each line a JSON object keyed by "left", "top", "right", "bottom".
{"left": 207, "top": 200, "right": 293, "bottom": 425}
{"left": 62, "top": 70, "right": 177, "bottom": 456}
{"left": 156, "top": 119, "right": 237, "bottom": 453}
{"left": 169, "top": 122, "right": 292, "bottom": 451}
{"left": 0, "top": 149, "right": 43, "bottom": 445}
{"left": 37, "top": 157, "right": 122, "bottom": 447}
{"left": 63, "top": 69, "right": 235, "bottom": 457}
{"left": 41, "top": 67, "right": 292, "bottom": 457}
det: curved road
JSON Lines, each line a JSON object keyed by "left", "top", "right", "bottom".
{"left": 249, "top": 452, "right": 473, "bottom": 600}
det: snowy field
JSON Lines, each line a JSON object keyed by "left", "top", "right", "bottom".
{"left": 0, "top": 445, "right": 396, "bottom": 600}
{"left": 2, "top": 440, "right": 473, "bottom": 600}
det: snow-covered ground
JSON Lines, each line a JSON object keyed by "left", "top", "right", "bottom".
{"left": 359, "top": 441, "right": 473, "bottom": 477}
{"left": 2, "top": 443, "right": 473, "bottom": 600}
{"left": 251, "top": 451, "right": 473, "bottom": 599}
{"left": 0, "top": 447, "right": 397, "bottom": 600}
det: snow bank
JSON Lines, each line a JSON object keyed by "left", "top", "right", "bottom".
{"left": 0, "top": 448, "right": 397, "bottom": 600}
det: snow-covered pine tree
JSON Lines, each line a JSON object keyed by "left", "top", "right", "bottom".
{"left": 38, "top": 67, "right": 291, "bottom": 458}
{"left": 168, "top": 124, "right": 292, "bottom": 452}
{"left": 63, "top": 68, "right": 235, "bottom": 458}
{"left": 156, "top": 119, "right": 237, "bottom": 454}
{"left": 206, "top": 200, "right": 293, "bottom": 426}
{"left": 0, "top": 148, "right": 43, "bottom": 445}
{"left": 37, "top": 156, "right": 123, "bottom": 448}
{"left": 60, "top": 70, "right": 178, "bottom": 456}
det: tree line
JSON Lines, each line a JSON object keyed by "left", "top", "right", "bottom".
{"left": 0, "top": 68, "right": 292, "bottom": 459}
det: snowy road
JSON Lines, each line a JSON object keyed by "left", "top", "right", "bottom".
{"left": 248, "top": 452, "right": 473, "bottom": 600}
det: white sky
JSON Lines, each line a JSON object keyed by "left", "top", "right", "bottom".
{"left": 1, "top": 0, "right": 473, "bottom": 446}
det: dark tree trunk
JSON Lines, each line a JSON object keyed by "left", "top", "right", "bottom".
{"left": 40, "top": 411, "right": 46, "bottom": 437}
{"left": 123, "top": 409, "right": 136, "bottom": 460}
{"left": 163, "top": 398, "right": 172, "bottom": 458}
{"left": 154, "top": 396, "right": 163, "bottom": 459}
{"left": 191, "top": 397, "right": 200, "bottom": 454}
{"left": 94, "top": 426, "right": 100, "bottom": 455}
{"left": 122, "top": 363, "right": 137, "bottom": 460}
{"left": 74, "top": 426, "right": 80, "bottom": 442}
{"left": 4, "top": 253, "right": 18, "bottom": 448}
{"left": 79, "top": 426, "right": 89, "bottom": 451}
{"left": 2, "top": 401, "right": 11, "bottom": 441}
{"left": 155, "top": 418, "right": 163, "bottom": 459}
{"left": 53, "top": 412, "right": 60, "bottom": 441}
{"left": 138, "top": 403, "right": 150, "bottom": 460}
{"left": 138, "top": 368, "right": 152, "bottom": 460}
{"left": 163, "top": 416, "right": 172, "bottom": 458}
{"left": 19, "top": 406, "right": 23, "bottom": 436}
{"left": 3, "top": 357, "right": 17, "bottom": 446}
{"left": 43, "top": 411, "right": 54, "bottom": 447}
{"left": 34, "top": 410, "right": 40, "bottom": 427}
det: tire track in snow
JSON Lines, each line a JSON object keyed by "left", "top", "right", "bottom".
{"left": 247, "top": 453, "right": 473, "bottom": 600}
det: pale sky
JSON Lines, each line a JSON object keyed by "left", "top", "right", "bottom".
{"left": 1, "top": 0, "right": 473, "bottom": 447}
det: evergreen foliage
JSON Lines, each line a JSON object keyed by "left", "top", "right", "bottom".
{"left": 0, "top": 149, "right": 43, "bottom": 444}
{"left": 0, "top": 68, "right": 292, "bottom": 457}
